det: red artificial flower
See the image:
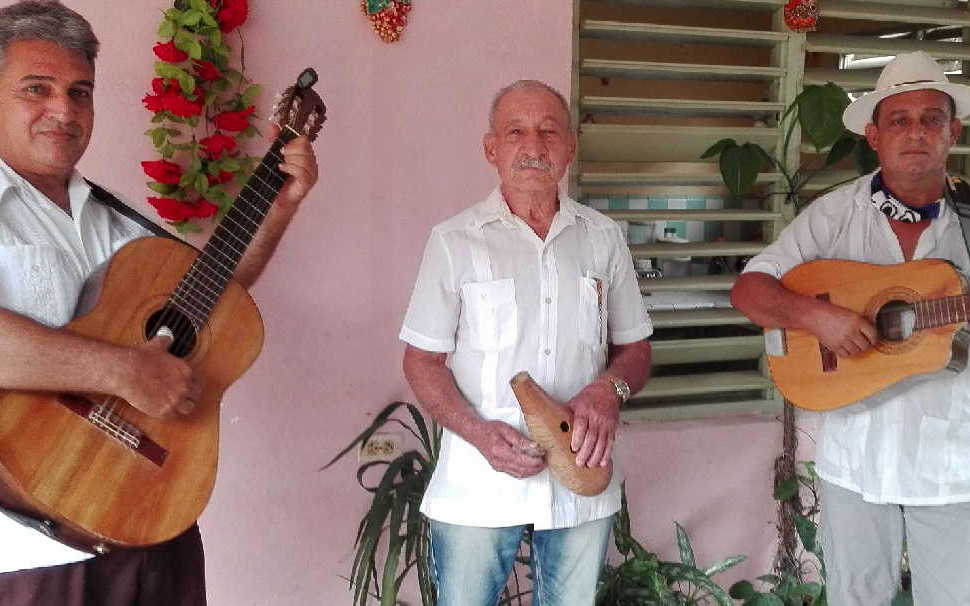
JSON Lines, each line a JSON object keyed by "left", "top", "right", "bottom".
{"left": 153, "top": 40, "right": 188, "bottom": 63}
{"left": 148, "top": 197, "right": 196, "bottom": 221}
{"left": 142, "top": 92, "right": 167, "bottom": 113}
{"left": 211, "top": 0, "right": 249, "bottom": 33}
{"left": 193, "top": 60, "right": 221, "bottom": 82}
{"left": 207, "top": 170, "right": 234, "bottom": 185}
{"left": 191, "top": 199, "right": 219, "bottom": 218}
{"left": 148, "top": 197, "right": 219, "bottom": 221}
{"left": 142, "top": 89, "right": 204, "bottom": 118}
{"left": 166, "top": 94, "right": 204, "bottom": 118}
{"left": 212, "top": 106, "right": 255, "bottom": 131}
{"left": 199, "top": 132, "right": 237, "bottom": 159}
{"left": 151, "top": 77, "right": 178, "bottom": 95}
{"left": 141, "top": 159, "right": 183, "bottom": 185}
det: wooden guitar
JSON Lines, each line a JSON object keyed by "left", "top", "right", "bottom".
{"left": 766, "top": 258, "right": 970, "bottom": 411}
{"left": 0, "top": 69, "right": 326, "bottom": 554}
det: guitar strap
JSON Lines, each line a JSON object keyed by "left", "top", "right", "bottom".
{"left": 84, "top": 179, "right": 180, "bottom": 241}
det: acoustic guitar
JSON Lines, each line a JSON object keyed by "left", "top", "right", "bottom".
{"left": 0, "top": 69, "right": 326, "bottom": 554}
{"left": 765, "top": 258, "right": 970, "bottom": 411}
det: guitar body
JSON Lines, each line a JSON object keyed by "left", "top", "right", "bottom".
{"left": 0, "top": 236, "right": 263, "bottom": 551}
{"left": 767, "top": 259, "right": 967, "bottom": 411}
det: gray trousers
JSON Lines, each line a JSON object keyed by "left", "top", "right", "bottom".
{"left": 820, "top": 480, "right": 970, "bottom": 605}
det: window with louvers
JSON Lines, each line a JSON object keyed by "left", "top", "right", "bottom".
{"left": 570, "top": 0, "right": 969, "bottom": 422}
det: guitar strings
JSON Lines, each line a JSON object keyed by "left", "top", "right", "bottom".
{"left": 107, "top": 141, "right": 289, "bottom": 420}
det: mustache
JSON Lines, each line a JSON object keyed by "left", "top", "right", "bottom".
{"left": 513, "top": 156, "right": 552, "bottom": 171}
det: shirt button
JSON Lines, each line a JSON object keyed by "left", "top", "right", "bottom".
{"left": 544, "top": 348, "right": 551, "bottom": 356}
{"left": 544, "top": 297, "right": 552, "bottom": 304}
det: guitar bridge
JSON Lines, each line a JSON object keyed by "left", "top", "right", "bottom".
{"left": 58, "top": 395, "right": 168, "bottom": 467}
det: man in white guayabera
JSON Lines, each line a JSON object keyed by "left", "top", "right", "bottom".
{"left": 733, "top": 51, "right": 970, "bottom": 605}
{"left": 400, "top": 79, "right": 652, "bottom": 605}
{"left": 0, "top": 1, "right": 318, "bottom": 604}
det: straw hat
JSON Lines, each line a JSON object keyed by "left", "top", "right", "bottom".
{"left": 842, "top": 51, "right": 970, "bottom": 134}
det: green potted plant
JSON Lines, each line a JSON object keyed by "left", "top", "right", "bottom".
{"left": 322, "top": 402, "right": 441, "bottom": 606}
{"left": 597, "top": 485, "right": 745, "bottom": 605}
{"left": 701, "top": 83, "right": 878, "bottom": 211}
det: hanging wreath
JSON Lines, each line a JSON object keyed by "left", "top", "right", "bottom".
{"left": 360, "top": 0, "right": 412, "bottom": 43}
{"left": 141, "top": 0, "right": 261, "bottom": 232}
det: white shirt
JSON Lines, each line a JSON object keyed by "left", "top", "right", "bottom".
{"left": 744, "top": 171, "right": 970, "bottom": 505}
{"left": 0, "top": 160, "right": 151, "bottom": 573}
{"left": 400, "top": 188, "right": 652, "bottom": 529}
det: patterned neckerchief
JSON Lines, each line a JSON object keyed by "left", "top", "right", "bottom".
{"left": 870, "top": 171, "right": 941, "bottom": 223}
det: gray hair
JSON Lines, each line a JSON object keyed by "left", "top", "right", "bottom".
{"left": 0, "top": 1, "right": 98, "bottom": 68}
{"left": 488, "top": 79, "right": 572, "bottom": 132}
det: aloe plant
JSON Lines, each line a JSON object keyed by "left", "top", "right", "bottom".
{"left": 701, "top": 83, "right": 878, "bottom": 211}
{"left": 321, "top": 402, "right": 441, "bottom": 606}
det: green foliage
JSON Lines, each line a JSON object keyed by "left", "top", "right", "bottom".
{"left": 596, "top": 485, "right": 744, "bottom": 605}
{"left": 322, "top": 402, "right": 442, "bottom": 606}
{"left": 145, "top": 1, "right": 261, "bottom": 231}
{"left": 730, "top": 462, "right": 826, "bottom": 606}
{"left": 700, "top": 83, "right": 878, "bottom": 211}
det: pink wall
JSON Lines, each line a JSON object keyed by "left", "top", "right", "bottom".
{"left": 66, "top": 1, "right": 786, "bottom": 603}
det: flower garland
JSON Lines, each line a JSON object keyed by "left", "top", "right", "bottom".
{"left": 142, "top": 0, "right": 260, "bottom": 231}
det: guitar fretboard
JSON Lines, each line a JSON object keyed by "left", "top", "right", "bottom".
{"left": 914, "top": 294, "right": 970, "bottom": 331}
{"left": 169, "top": 128, "right": 299, "bottom": 328}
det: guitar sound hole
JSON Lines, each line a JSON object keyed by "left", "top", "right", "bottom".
{"left": 876, "top": 300, "right": 916, "bottom": 342}
{"left": 144, "top": 306, "right": 198, "bottom": 358}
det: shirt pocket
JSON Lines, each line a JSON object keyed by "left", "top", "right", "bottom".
{"left": 578, "top": 273, "right": 608, "bottom": 349}
{"left": 460, "top": 279, "right": 517, "bottom": 352}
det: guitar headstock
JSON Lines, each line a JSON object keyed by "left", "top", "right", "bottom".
{"left": 272, "top": 68, "right": 327, "bottom": 142}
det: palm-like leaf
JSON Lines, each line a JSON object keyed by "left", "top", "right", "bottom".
{"left": 324, "top": 402, "right": 441, "bottom": 606}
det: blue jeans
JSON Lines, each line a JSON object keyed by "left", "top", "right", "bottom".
{"left": 429, "top": 516, "right": 613, "bottom": 606}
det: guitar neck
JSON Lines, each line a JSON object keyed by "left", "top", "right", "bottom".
{"left": 170, "top": 127, "right": 299, "bottom": 326}
{"left": 915, "top": 294, "right": 970, "bottom": 330}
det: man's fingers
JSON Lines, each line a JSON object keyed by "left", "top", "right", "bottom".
{"left": 570, "top": 416, "right": 588, "bottom": 452}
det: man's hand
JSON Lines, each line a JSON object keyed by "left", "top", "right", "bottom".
{"left": 115, "top": 334, "right": 200, "bottom": 419}
{"left": 567, "top": 379, "right": 619, "bottom": 469}
{"left": 273, "top": 132, "right": 318, "bottom": 213}
{"left": 471, "top": 420, "right": 547, "bottom": 479}
{"left": 810, "top": 301, "right": 878, "bottom": 358}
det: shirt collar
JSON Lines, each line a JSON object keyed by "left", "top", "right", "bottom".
{"left": 0, "top": 159, "right": 90, "bottom": 215}
{"left": 471, "top": 186, "right": 583, "bottom": 229}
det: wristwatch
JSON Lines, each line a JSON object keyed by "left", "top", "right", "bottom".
{"left": 604, "top": 375, "right": 631, "bottom": 406}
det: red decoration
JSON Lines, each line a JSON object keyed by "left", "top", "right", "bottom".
{"left": 141, "top": 159, "right": 183, "bottom": 185}
{"left": 141, "top": 84, "right": 204, "bottom": 118}
{"left": 212, "top": 106, "right": 256, "bottom": 131}
{"left": 143, "top": 1, "right": 262, "bottom": 231}
{"left": 148, "top": 197, "right": 219, "bottom": 221}
{"left": 784, "top": 0, "right": 818, "bottom": 32}
{"left": 211, "top": 0, "right": 249, "bottom": 33}
{"left": 207, "top": 171, "right": 235, "bottom": 186}
{"left": 193, "top": 60, "right": 222, "bottom": 82}
{"left": 152, "top": 40, "right": 188, "bottom": 63}
{"left": 361, "top": 0, "right": 412, "bottom": 43}
{"left": 199, "top": 133, "right": 238, "bottom": 159}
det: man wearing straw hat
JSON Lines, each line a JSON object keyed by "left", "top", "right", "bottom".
{"left": 732, "top": 52, "right": 970, "bottom": 604}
